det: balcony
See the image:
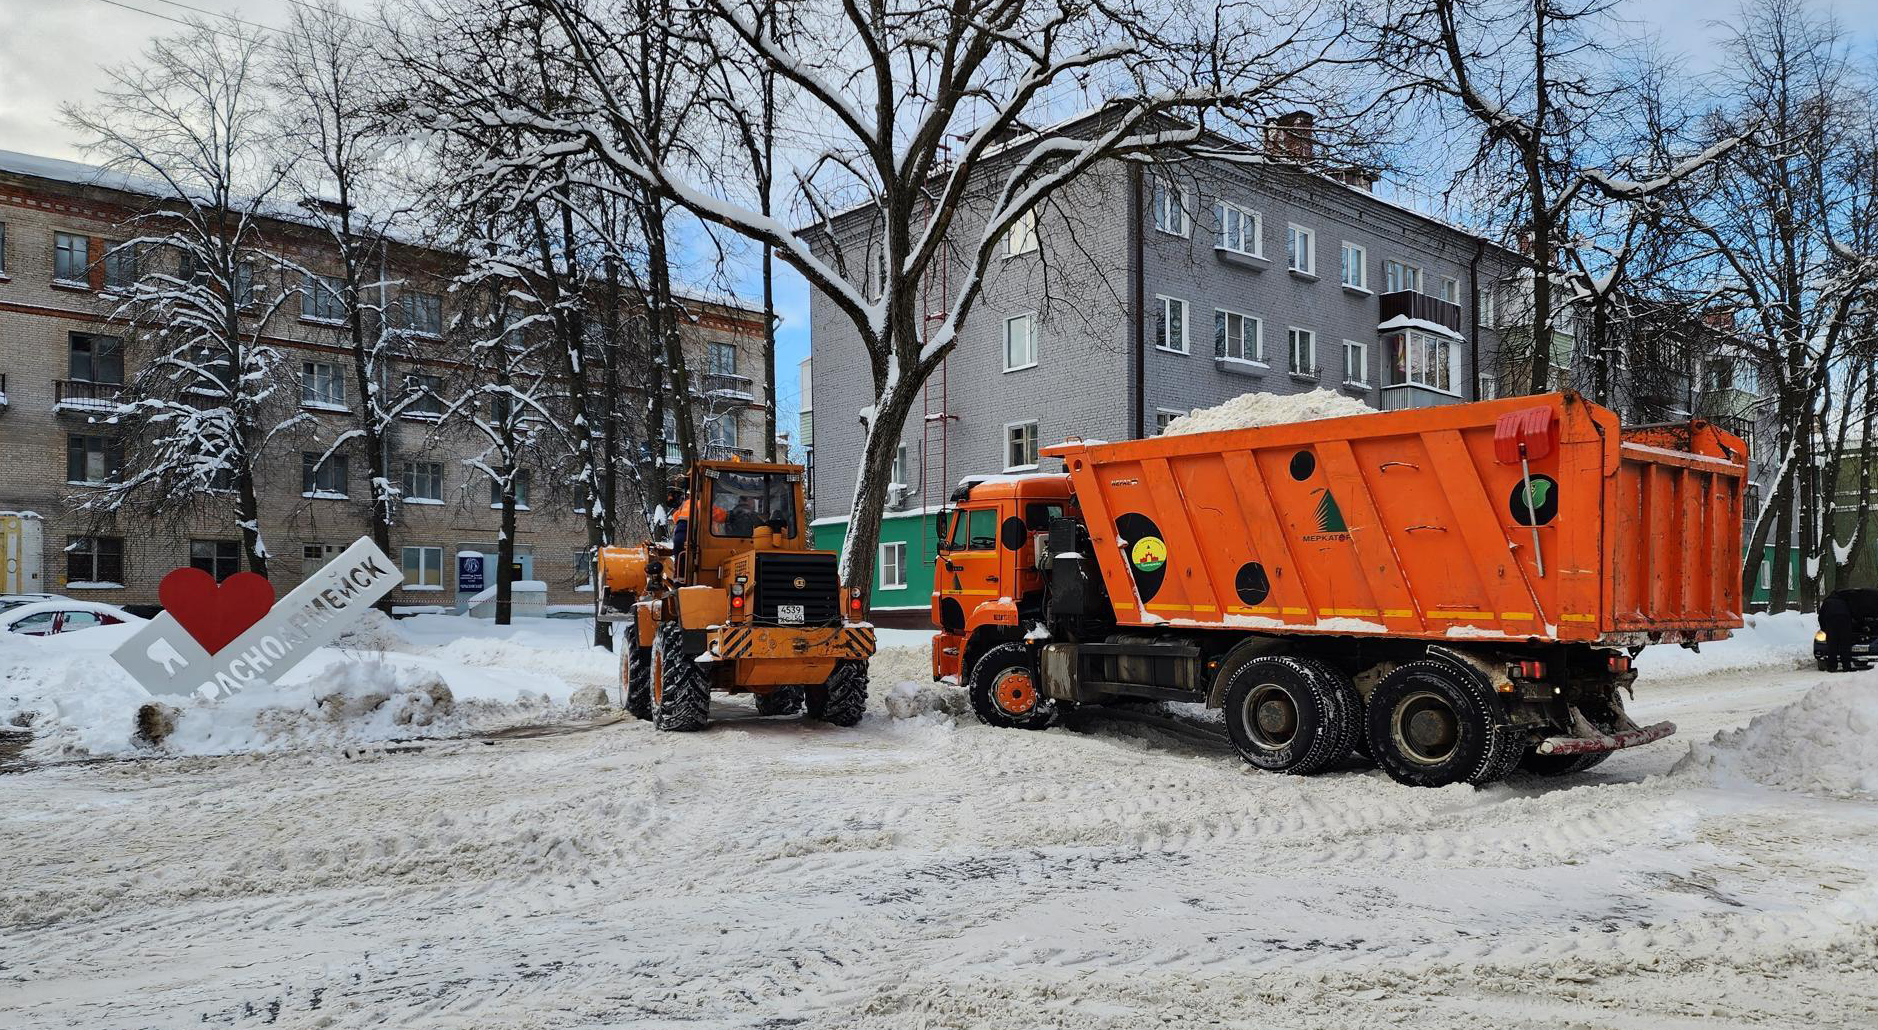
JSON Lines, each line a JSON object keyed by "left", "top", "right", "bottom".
{"left": 54, "top": 379, "right": 124, "bottom": 413}
{"left": 1378, "top": 290, "right": 1464, "bottom": 336}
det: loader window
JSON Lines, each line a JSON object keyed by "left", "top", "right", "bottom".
{"left": 708, "top": 470, "right": 798, "bottom": 538}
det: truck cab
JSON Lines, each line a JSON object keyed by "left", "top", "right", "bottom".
{"left": 930, "top": 473, "right": 1074, "bottom": 683}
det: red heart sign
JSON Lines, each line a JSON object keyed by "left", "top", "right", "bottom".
{"left": 158, "top": 567, "right": 276, "bottom": 656}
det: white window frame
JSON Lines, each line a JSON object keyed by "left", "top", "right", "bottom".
{"left": 1286, "top": 224, "right": 1315, "bottom": 275}
{"left": 1384, "top": 259, "right": 1422, "bottom": 295}
{"left": 1004, "top": 420, "right": 1040, "bottom": 471}
{"left": 1479, "top": 289, "right": 1496, "bottom": 328}
{"left": 1440, "top": 276, "right": 1460, "bottom": 304}
{"left": 1154, "top": 408, "right": 1187, "bottom": 434}
{"left": 1214, "top": 308, "right": 1264, "bottom": 364}
{"left": 1342, "top": 339, "right": 1368, "bottom": 386}
{"left": 1757, "top": 558, "right": 1771, "bottom": 591}
{"left": 401, "top": 545, "right": 443, "bottom": 591}
{"left": 53, "top": 232, "right": 89, "bottom": 285}
{"left": 890, "top": 443, "right": 907, "bottom": 486}
{"left": 1340, "top": 242, "right": 1368, "bottom": 291}
{"left": 1003, "top": 312, "right": 1037, "bottom": 372}
{"left": 301, "top": 272, "right": 347, "bottom": 322}
{"left": 1214, "top": 201, "right": 1262, "bottom": 257}
{"left": 488, "top": 469, "right": 532, "bottom": 510}
{"left": 879, "top": 541, "right": 908, "bottom": 590}
{"left": 1152, "top": 180, "right": 1188, "bottom": 237}
{"left": 1389, "top": 329, "right": 1458, "bottom": 394}
{"left": 301, "top": 360, "right": 347, "bottom": 410}
{"left": 1154, "top": 295, "right": 1189, "bottom": 354}
{"left": 1004, "top": 208, "right": 1039, "bottom": 257}
{"left": 1286, "top": 328, "right": 1316, "bottom": 376}
{"left": 402, "top": 460, "right": 444, "bottom": 503}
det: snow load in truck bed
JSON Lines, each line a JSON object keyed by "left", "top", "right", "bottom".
{"left": 1160, "top": 388, "right": 1373, "bottom": 436}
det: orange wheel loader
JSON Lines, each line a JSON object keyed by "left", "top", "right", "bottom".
{"left": 595, "top": 460, "right": 876, "bottom": 731}
{"left": 930, "top": 393, "right": 1748, "bottom": 787}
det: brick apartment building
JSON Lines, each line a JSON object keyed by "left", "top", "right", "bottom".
{"left": 0, "top": 149, "right": 767, "bottom": 611}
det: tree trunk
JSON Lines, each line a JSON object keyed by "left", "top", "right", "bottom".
{"left": 837, "top": 377, "right": 922, "bottom": 615}
{"left": 497, "top": 472, "right": 517, "bottom": 627}
{"left": 236, "top": 466, "right": 268, "bottom": 579}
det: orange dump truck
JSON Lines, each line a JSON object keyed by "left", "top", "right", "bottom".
{"left": 930, "top": 392, "right": 1747, "bottom": 787}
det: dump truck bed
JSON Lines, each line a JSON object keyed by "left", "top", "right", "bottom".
{"left": 1042, "top": 393, "right": 1747, "bottom": 645}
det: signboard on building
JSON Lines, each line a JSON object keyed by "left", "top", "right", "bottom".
{"left": 457, "top": 551, "right": 486, "bottom": 592}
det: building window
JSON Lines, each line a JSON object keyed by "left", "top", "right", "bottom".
{"left": 879, "top": 541, "right": 907, "bottom": 590}
{"left": 1005, "top": 208, "right": 1039, "bottom": 256}
{"left": 871, "top": 244, "right": 888, "bottom": 301}
{"left": 1003, "top": 313, "right": 1037, "bottom": 371}
{"left": 1286, "top": 224, "right": 1315, "bottom": 275}
{"left": 301, "top": 272, "right": 346, "bottom": 321}
{"left": 1342, "top": 339, "right": 1368, "bottom": 385}
{"left": 1287, "top": 328, "right": 1316, "bottom": 376}
{"left": 1440, "top": 276, "right": 1460, "bottom": 304}
{"left": 68, "top": 333, "right": 124, "bottom": 384}
{"left": 1384, "top": 259, "right": 1421, "bottom": 295}
{"left": 1340, "top": 242, "right": 1367, "bottom": 290}
{"left": 66, "top": 434, "right": 122, "bottom": 484}
{"left": 1152, "top": 179, "right": 1187, "bottom": 236}
{"left": 1479, "top": 289, "right": 1496, "bottom": 328}
{"left": 66, "top": 536, "right": 124, "bottom": 585}
{"left": 1215, "top": 309, "right": 1262, "bottom": 363}
{"left": 102, "top": 243, "right": 139, "bottom": 291}
{"left": 1005, "top": 421, "right": 1039, "bottom": 470}
{"left": 1388, "top": 330, "right": 1456, "bottom": 392}
{"left": 402, "top": 373, "right": 444, "bottom": 417}
{"left": 1757, "top": 558, "right": 1771, "bottom": 591}
{"left": 1154, "top": 296, "right": 1188, "bottom": 354}
{"left": 233, "top": 260, "right": 257, "bottom": 307}
{"left": 302, "top": 361, "right": 347, "bottom": 409}
{"left": 402, "top": 461, "right": 443, "bottom": 502}
{"left": 401, "top": 546, "right": 443, "bottom": 589}
{"left": 890, "top": 443, "right": 907, "bottom": 485}
{"left": 1214, "top": 202, "right": 1261, "bottom": 255}
{"left": 0, "top": 221, "right": 7, "bottom": 274}
{"left": 707, "top": 414, "right": 739, "bottom": 452}
{"left": 396, "top": 291, "right": 443, "bottom": 336}
{"left": 53, "top": 232, "right": 89, "bottom": 284}
{"left": 302, "top": 452, "right": 349, "bottom": 497}
{"left": 1155, "top": 409, "right": 1187, "bottom": 434}
{"left": 189, "top": 539, "right": 241, "bottom": 582}
{"left": 1478, "top": 373, "right": 1499, "bottom": 400}
{"left": 490, "top": 470, "right": 532, "bottom": 508}
{"left": 708, "top": 341, "right": 738, "bottom": 377}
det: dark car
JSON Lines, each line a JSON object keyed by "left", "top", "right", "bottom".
{"left": 1814, "top": 587, "right": 1878, "bottom": 671}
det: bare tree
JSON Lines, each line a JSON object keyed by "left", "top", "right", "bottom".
{"left": 65, "top": 17, "right": 297, "bottom": 577}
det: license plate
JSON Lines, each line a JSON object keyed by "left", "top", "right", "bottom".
{"left": 778, "top": 604, "right": 805, "bottom": 625}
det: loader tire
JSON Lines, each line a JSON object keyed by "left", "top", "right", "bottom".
{"left": 1367, "top": 659, "right": 1523, "bottom": 787}
{"left": 621, "top": 621, "right": 653, "bottom": 722}
{"left": 1517, "top": 749, "right": 1610, "bottom": 776}
{"left": 652, "top": 620, "right": 711, "bottom": 732}
{"left": 968, "top": 643, "right": 1057, "bottom": 730}
{"left": 755, "top": 686, "right": 805, "bottom": 716}
{"left": 807, "top": 661, "right": 868, "bottom": 727}
{"left": 1221, "top": 655, "right": 1354, "bottom": 775}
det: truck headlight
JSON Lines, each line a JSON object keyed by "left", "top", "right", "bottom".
{"left": 1815, "top": 630, "right": 1828, "bottom": 643}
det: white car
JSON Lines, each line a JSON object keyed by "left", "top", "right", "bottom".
{"left": 0, "top": 593, "right": 59, "bottom": 615}
{"left": 0, "top": 599, "right": 143, "bottom": 637}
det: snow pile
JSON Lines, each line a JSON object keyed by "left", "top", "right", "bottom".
{"left": 1160, "top": 388, "right": 1373, "bottom": 436}
{"left": 1641, "top": 611, "right": 1818, "bottom": 680}
{"left": 329, "top": 609, "right": 420, "bottom": 654}
{"left": 1673, "top": 679, "right": 1878, "bottom": 796}
{"left": 882, "top": 679, "right": 969, "bottom": 721}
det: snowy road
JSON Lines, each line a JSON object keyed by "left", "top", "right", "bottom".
{"left": 5, "top": 642, "right": 1878, "bottom": 1028}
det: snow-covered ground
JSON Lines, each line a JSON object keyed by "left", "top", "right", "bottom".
{"left": 4, "top": 613, "right": 1877, "bottom": 1028}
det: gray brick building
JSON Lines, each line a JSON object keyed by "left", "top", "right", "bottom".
{"left": 807, "top": 115, "right": 1530, "bottom": 615}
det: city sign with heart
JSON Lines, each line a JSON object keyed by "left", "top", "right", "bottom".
{"left": 112, "top": 537, "right": 402, "bottom": 698}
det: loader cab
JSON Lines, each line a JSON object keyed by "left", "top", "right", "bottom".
{"left": 931, "top": 473, "right": 1072, "bottom": 677}
{"left": 685, "top": 460, "right": 811, "bottom": 589}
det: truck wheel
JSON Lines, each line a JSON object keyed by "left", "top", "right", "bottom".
{"left": 1517, "top": 749, "right": 1609, "bottom": 776}
{"left": 755, "top": 686, "right": 805, "bottom": 716}
{"left": 1366, "top": 659, "right": 1523, "bottom": 787}
{"left": 652, "top": 621, "right": 711, "bottom": 732}
{"left": 968, "top": 643, "right": 1056, "bottom": 730}
{"left": 807, "top": 661, "right": 868, "bottom": 727}
{"left": 1221, "top": 656, "right": 1354, "bottom": 775}
{"left": 621, "top": 622, "right": 653, "bottom": 721}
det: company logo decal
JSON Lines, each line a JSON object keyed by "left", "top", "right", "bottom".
{"left": 1510, "top": 474, "right": 1559, "bottom": 526}
{"left": 1312, "top": 489, "right": 1348, "bottom": 534}
{"left": 1115, "top": 513, "right": 1166, "bottom": 602}
{"left": 1130, "top": 536, "right": 1167, "bottom": 573}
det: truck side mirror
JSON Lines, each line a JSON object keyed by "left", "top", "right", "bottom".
{"left": 933, "top": 508, "right": 951, "bottom": 549}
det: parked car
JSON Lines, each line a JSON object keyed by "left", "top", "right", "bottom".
{"left": 1815, "top": 587, "right": 1878, "bottom": 672}
{"left": 0, "top": 599, "right": 142, "bottom": 637}
{"left": 0, "top": 593, "right": 59, "bottom": 615}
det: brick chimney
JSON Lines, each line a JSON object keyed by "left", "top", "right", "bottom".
{"left": 1264, "top": 111, "right": 1316, "bottom": 163}
{"left": 1701, "top": 309, "right": 1736, "bottom": 332}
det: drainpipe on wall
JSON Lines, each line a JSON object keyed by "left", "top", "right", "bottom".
{"left": 1468, "top": 238, "right": 1486, "bottom": 400}
{"left": 1129, "top": 163, "right": 1146, "bottom": 439}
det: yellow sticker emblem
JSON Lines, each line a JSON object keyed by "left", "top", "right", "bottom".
{"left": 1130, "top": 535, "right": 1167, "bottom": 573}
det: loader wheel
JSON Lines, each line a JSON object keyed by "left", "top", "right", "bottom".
{"left": 1366, "top": 659, "right": 1523, "bottom": 787}
{"left": 968, "top": 643, "right": 1056, "bottom": 730}
{"left": 620, "top": 620, "right": 653, "bottom": 721}
{"left": 755, "top": 686, "right": 805, "bottom": 716}
{"left": 1221, "top": 656, "right": 1353, "bottom": 775}
{"left": 806, "top": 661, "right": 868, "bottom": 727}
{"left": 652, "top": 620, "right": 711, "bottom": 732}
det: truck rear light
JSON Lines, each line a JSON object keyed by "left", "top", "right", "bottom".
{"left": 1607, "top": 654, "right": 1631, "bottom": 673}
{"left": 731, "top": 595, "right": 745, "bottom": 610}
{"left": 1510, "top": 660, "right": 1546, "bottom": 680}
{"left": 849, "top": 594, "right": 864, "bottom": 613}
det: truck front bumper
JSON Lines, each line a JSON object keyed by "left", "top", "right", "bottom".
{"left": 707, "top": 623, "right": 876, "bottom": 662}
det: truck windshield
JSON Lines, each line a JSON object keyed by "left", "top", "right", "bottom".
{"left": 708, "top": 471, "right": 798, "bottom": 538}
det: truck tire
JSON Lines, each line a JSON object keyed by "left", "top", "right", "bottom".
{"left": 1221, "top": 656, "right": 1355, "bottom": 775}
{"left": 652, "top": 620, "right": 711, "bottom": 732}
{"left": 621, "top": 622, "right": 653, "bottom": 721}
{"left": 756, "top": 686, "right": 805, "bottom": 716}
{"left": 1366, "top": 659, "right": 1523, "bottom": 787}
{"left": 968, "top": 643, "right": 1057, "bottom": 730}
{"left": 807, "top": 661, "right": 868, "bottom": 727}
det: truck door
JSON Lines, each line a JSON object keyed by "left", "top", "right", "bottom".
{"left": 940, "top": 506, "right": 1003, "bottom": 602}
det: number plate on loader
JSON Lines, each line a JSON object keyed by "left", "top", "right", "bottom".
{"left": 778, "top": 604, "right": 805, "bottom": 625}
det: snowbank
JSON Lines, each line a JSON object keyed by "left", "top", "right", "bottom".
{"left": 1672, "top": 679, "right": 1878, "bottom": 796}
{"left": 1640, "top": 611, "right": 1818, "bottom": 680}
{"left": 1160, "top": 388, "right": 1373, "bottom": 436}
